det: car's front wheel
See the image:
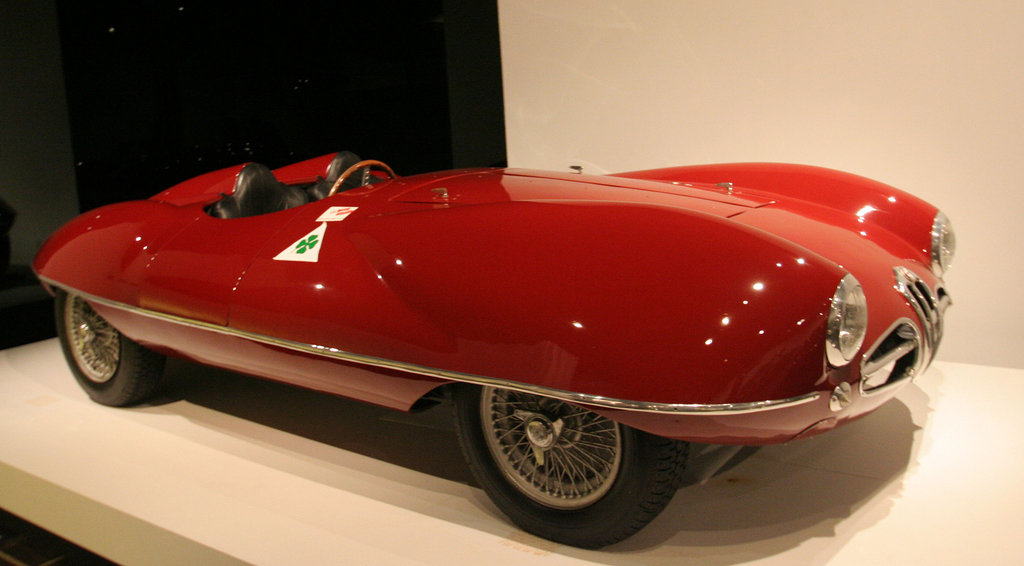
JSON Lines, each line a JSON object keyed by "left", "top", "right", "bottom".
{"left": 55, "top": 290, "right": 165, "bottom": 406}
{"left": 454, "top": 384, "right": 689, "bottom": 548}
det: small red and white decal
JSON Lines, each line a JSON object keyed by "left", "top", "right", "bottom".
{"left": 274, "top": 222, "right": 327, "bottom": 263}
{"left": 316, "top": 206, "right": 359, "bottom": 222}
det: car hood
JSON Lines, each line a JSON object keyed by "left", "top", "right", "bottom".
{"left": 389, "top": 168, "right": 927, "bottom": 277}
{"left": 390, "top": 169, "right": 774, "bottom": 219}
{"left": 383, "top": 167, "right": 939, "bottom": 350}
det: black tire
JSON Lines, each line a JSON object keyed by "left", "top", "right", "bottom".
{"left": 454, "top": 384, "right": 689, "bottom": 548}
{"left": 55, "top": 290, "right": 165, "bottom": 406}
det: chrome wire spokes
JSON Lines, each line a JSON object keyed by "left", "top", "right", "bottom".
{"left": 481, "top": 386, "right": 622, "bottom": 510}
{"left": 66, "top": 295, "right": 120, "bottom": 383}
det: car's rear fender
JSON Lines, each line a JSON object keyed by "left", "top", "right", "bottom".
{"left": 149, "top": 154, "right": 340, "bottom": 208}
{"left": 33, "top": 201, "right": 196, "bottom": 305}
{"left": 150, "top": 164, "right": 245, "bottom": 207}
{"left": 270, "top": 152, "right": 337, "bottom": 183}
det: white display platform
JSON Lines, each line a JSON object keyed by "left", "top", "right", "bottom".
{"left": 1, "top": 338, "right": 1022, "bottom": 565}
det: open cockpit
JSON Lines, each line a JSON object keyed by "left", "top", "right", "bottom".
{"left": 206, "top": 151, "right": 393, "bottom": 219}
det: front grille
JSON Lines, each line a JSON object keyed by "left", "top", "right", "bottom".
{"left": 859, "top": 267, "right": 950, "bottom": 395}
{"left": 894, "top": 266, "right": 948, "bottom": 361}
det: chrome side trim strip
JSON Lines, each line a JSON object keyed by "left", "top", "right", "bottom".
{"left": 42, "top": 278, "right": 822, "bottom": 416}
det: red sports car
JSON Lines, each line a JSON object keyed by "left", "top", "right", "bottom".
{"left": 33, "top": 152, "right": 953, "bottom": 548}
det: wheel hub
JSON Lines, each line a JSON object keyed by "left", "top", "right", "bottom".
{"left": 525, "top": 418, "right": 554, "bottom": 448}
{"left": 481, "top": 387, "right": 622, "bottom": 510}
{"left": 77, "top": 323, "right": 95, "bottom": 343}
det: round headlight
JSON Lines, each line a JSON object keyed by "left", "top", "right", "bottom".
{"left": 826, "top": 274, "right": 868, "bottom": 367}
{"left": 931, "top": 211, "right": 955, "bottom": 276}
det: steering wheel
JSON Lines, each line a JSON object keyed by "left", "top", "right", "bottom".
{"left": 327, "top": 159, "right": 397, "bottom": 197}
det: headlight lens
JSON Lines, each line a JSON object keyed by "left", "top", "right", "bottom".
{"left": 931, "top": 211, "right": 955, "bottom": 276}
{"left": 826, "top": 274, "right": 868, "bottom": 367}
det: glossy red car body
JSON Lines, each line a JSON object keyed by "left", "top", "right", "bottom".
{"left": 34, "top": 154, "right": 950, "bottom": 444}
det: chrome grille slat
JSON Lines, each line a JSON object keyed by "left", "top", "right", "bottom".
{"left": 859, "top": 267, "right": 950, "bottom": 396}
{"left": 895, "top": 266, "right": 946, "bottom": 361}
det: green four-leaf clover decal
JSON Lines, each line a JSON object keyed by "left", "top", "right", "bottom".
{"left": 295, "top": 234, "right": 319, "bottom": 254}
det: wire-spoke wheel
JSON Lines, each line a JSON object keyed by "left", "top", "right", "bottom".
{"left": 455, "top": 384, "right": 690, "bottom": 548}
{"left": 65, "top": 294, "right": 121, "bottom": 383}
{"left": 481, "top": 386, "right": 622, "bottom": 509}
{"left": 56, "top": 290, "right": 165, "bottom": 406}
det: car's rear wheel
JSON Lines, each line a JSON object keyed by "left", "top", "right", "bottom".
{"left": 454, "top": 384, "right": 689, "bottom": 548}
{"left": 56, "top": 290, "right": 165, "bottom": 406}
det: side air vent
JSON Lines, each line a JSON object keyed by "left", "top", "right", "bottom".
{"left": 860, "top": 319, "right": 921, "bottom": 395}
{"left": 860, "top": 267, "right": 951, "bottom": 396}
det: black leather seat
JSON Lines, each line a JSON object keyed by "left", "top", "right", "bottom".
{"left": 306, "top": 150, "right": 365, "bottom": 201}
{"left": 208, "top": 163, "right": 309, "bottom": 219}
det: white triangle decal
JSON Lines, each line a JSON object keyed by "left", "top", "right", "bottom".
{"left": 274, "top": 223, "right": 327, "bottom": 262}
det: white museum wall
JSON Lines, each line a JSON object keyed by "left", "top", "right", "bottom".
{"left": 497, "top": 0, "right": 1024, "bottom": 369}
{"left": 0, "top": 2, "right": 79, "bottom": 266}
